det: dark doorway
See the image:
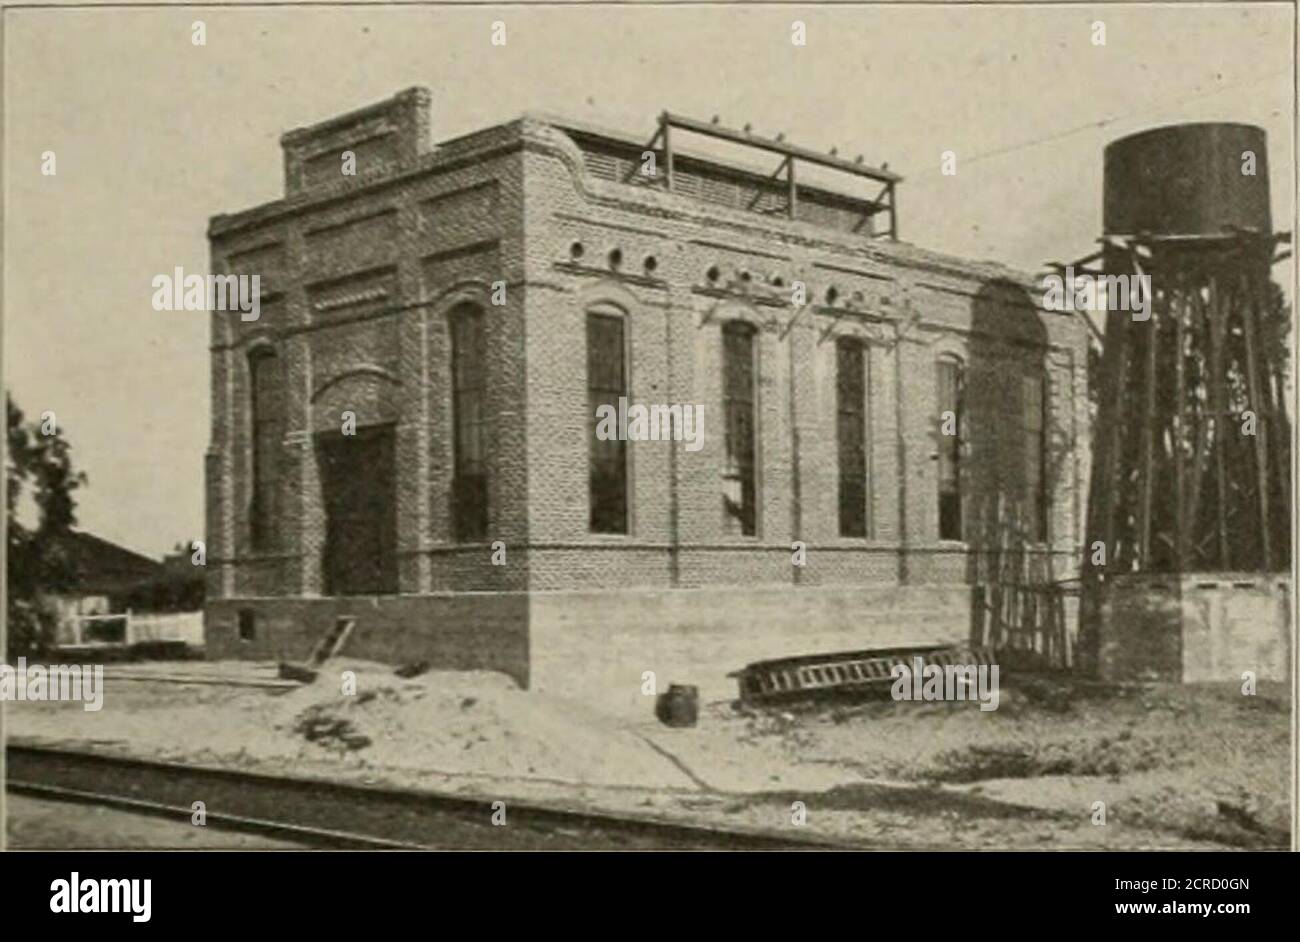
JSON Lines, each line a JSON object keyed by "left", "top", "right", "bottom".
{"left": 317, "top": 424, "right": 398, "bottom": 595}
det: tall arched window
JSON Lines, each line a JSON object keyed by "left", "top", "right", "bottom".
{"left": 836, "top": 337, "right": 869, "bottom": 537}
{"left": 936, "top": 354, "right": 964, "bottom": 541}
{"left": 1023, "top": 371, "right": 1049, "bottom": 542}
{"left": 248, "top": 347, "right": 284, "bottom": 551}
{"left": 587, "top": 309, "right": 628, "bottom": 534}
{"left": 450, "top": 304, "right": 488, "bottom": 540}
{"left": 722, "top": 321, "right": 758, "bottom": 536}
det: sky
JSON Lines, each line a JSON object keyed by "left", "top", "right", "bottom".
{"left": 3, "top": 2, "right": 1295, "bottom": 558}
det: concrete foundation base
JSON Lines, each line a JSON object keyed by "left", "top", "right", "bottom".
{"left": 1087, "top": 573, "right": 1292, "bottom": 683}
{"left": 206, "top": 583, "right": 973, "bottom": 715}
{"left": 204, "top": 594, "right": 531, "bottom": 685}
{"left": 528, "top": 584, "right": 970, "bottom": 714}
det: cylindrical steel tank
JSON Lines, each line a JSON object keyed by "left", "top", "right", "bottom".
{"left": 1103, "top": 123, "right": 1270, "bottom": 237}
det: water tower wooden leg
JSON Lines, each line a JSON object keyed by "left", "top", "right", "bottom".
{"left": 1173, "top": 274, "right": 1187, "bottom": 571}
{"left": 1242, "top": 274, "right": 1273, "bottom": 570}
{"left": 1139, "top": 305, "right": 1158, "bottom": 568}
{"left": 1094, "top": 301, "right": 1131, "bottom": 570}
{"left": 1185, "top": 283, "right": 1213, "bottom": 561}
{"left": 1208, "top": 274, "right": 1231, "bottom": 569}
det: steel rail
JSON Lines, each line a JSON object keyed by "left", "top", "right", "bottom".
{"left": 6, "top": 743, "right": 847, "bottom": 851}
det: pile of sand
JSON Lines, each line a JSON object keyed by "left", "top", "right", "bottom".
{"left": 267, "top": 661, "right": 695, "bottom": 789}
{"left": 8, "top": 660, "right": 696, "bottom": 790}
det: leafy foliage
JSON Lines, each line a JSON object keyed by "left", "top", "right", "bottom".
{"left": 6, "top": 393, "right": 87, "bottom": 658}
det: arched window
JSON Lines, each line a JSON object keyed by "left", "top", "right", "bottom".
{"left": 722, "top": 321, "right": 758, "bottom": 536}
{"left": 836, "top": 337, "right": 869, "bottom": 537}
{"left": 248, "top": 347, "right": 283, "bottom": 551}
{"left": 936, "top": 354, "right": 964, "bottom": 541}
{"left": 1023, "top": 370, "right": 1049, "bottom": 542}
{"left": 587, "top": 309, "right": 628, "bottom": 534}
{"left": 450, "top": 304, "right": 489, "bottom": 541}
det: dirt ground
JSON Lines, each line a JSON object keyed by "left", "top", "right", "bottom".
{"left": 4, "top": 661, "right": 1287, "bottom": 849}
{"left": 649, "top": 674, "right": 1291, "bottom": 849}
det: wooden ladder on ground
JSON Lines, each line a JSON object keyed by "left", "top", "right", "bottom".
{"left": 281, "top": 616, "right": 357, "bottom": 683}
{"left": 307, "top": 616, "right": 356, "bottom": 668}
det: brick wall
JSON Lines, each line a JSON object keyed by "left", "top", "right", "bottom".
{"left": 208, "top": 94, "right": 530, "bottom": 606}
{"left": 205, "top": 91, "right": 1091, "bottom": 697}
{"left": 518, "top": 118, "right": 1090, "bottom": 595}
{"left": 206, "top": 594, "right": 529, "bottom": 684}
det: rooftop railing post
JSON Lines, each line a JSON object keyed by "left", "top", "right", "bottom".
{"left": 654, "top": 111, "right": 899, "bottom": 233}
{"left": 787, "top": 157, "right": 797, "bottom": 220}
{"left": 661, "top": 113, "right": 673, "bottom": 192}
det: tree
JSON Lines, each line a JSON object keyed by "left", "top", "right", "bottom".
{"left": 6, "top": 393, "right": 87, "bottom": 658}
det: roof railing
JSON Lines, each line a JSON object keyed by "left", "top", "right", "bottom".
{"left": 648, "top": 111, "right": 900, "bottom": 239}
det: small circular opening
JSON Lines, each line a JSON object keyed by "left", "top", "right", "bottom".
{"left": 644, "top": 255, "right": 658, "bottom": 274}
{"left": 608, "top": 248, "right": 623, "bottom": 270}
{"left": 706, "top": 265, "right": 721, "bottom": 283}
{"left": 569, "top": 241, "right": 584, "bottom": 260}
{"left": 826, "top": 286, "right": 840, "bottom": 304}
{"left": 740, "top": 270, "right": 752, "bottom": 283}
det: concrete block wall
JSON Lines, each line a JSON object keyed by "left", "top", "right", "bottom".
{"left": 1092, "top": 573, "right": 1292, "bottom": 682}
{"left": 529, "top": 584, "right": 972, "bottom": 714}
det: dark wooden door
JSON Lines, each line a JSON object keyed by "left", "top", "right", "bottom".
{"left": 317, "top": 424, "right": 398, "bottom": 596}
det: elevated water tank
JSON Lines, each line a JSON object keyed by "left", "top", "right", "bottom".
{"left": 1103, "top": 123, "right": 1270, "bottom": 237}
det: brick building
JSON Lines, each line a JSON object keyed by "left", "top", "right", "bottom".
{"left": 205, "top": 88, "right": 1091, "bottom": 710}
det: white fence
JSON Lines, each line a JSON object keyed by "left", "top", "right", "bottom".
{"left": 67, "top": 611, "right": 204, "bottom": 647}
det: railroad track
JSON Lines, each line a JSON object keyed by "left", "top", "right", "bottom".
{"left": 6, "top": 744, "right": 845, "bottom": 850}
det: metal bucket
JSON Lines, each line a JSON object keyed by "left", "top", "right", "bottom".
{"left": 655, "top": 684, "right": 699, "bottom": 727}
